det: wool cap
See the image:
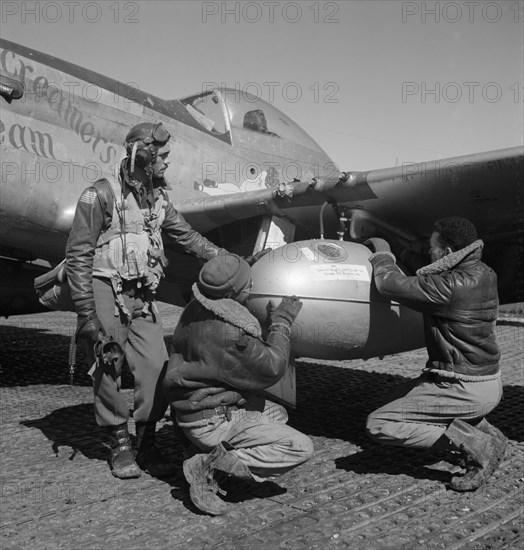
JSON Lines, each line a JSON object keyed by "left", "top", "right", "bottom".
{"left": 197, "top": 254, "right": 251, "bottom": 298}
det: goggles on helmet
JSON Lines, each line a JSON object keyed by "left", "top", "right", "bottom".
{"left": 144, "top": 122, "right": 170, "bottom": 147}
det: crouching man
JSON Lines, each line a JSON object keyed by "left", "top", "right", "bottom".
{"left": 163, "top": 254, "right": 314, "bottom": 515}
{"left": 365, "top": 217, "right": 507, "bottom": 492}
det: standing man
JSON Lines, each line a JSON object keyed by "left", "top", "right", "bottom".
{"left": 365, "top": 217, "right": 507, "bottom": 492}
{"left": 66, "top": 121, "right": 225, "bottom": 479}
{"left": 163, "top": 254, "right": 314, "bottom": 515}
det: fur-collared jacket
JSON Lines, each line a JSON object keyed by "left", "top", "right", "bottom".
{"left": 163, "top": 285, "right": 292, "bottom": 416}
{"left": 369, "top": 240, "right": 500, "bottom": 378}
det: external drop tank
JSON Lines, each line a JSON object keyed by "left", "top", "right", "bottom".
{"left": 247, "top": 240, "right": 425, "bottom": 360}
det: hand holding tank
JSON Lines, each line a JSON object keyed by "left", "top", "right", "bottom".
{"left": 363, "top": 238, "right": 392, "bottom": 254}
{"left": 271, "top": 296, "right": 303, "bottom": 325}
{"left": 246, "top": 240, "right": 424, "bottom": 360}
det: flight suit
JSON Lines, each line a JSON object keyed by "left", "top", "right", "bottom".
{"left": 66, "top": 163, "right": 223, "bottom": 427}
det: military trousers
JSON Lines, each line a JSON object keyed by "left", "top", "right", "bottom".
{"left": 366, "top": 370, "right": 503, "bottom": 449}
{"left": 180, "top": 397, "right": 314, "bottom": 480}
{"left": 86, "top": 277, "right": 169, "bottom": 427}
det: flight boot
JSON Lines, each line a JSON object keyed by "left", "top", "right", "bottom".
{"left": 211, "top": 441, "right": 254, "bottom": 480}
{"left": 433, "top": 418, "right": 506, "bottom": 492}
{"left": 183, "top": 441, "right": 253, "bottom": 516}
{"left": 135, "top": 422, "right": 177, "bottom": 478}
{"left": 106, "top": 423, "right": 141, "bottom": 479}
{"left": 475, "top": 418, "right": 508, "bottom": 450}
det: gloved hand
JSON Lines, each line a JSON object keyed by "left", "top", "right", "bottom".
{"left": 271, "top": 296, "right": 303, "bottom": 326}
{"left": 266, "top": 300, "right": 277, "bottom": 324}
{"left": 244, "top": 248, "right": 271, "bottom": 266}
{"left": 76, "top": 313, "right": 105, "bottom": 343}
{"left": 363, "top": 238, "right": 391, "bottom": 254}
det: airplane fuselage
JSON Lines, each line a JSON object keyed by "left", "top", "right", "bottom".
{"left": 0, "top": 39, "right": 335, "bottom": 266}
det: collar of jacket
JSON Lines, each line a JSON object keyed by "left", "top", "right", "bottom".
{"left": 116, "top": 159, "right": 155, "bottom": 205}
{"left": 416, "top": 239, "right": 483, "bottom": 276}
{"left": 192, "top": 284, "right": 262, "bottom": 338}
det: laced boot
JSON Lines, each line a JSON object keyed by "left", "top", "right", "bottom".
{"left": 135, "top": 422, "right": 177, "bottom": 478}
{"left": 182, "top": 441, "right": 253, "bottom": 516}
{"left": 212, "top": 441, "right": 255, "bottom": 497}
{"left": 212, "top": 441, "right": 253, "bottom": 480}
{"left": 106, "top": 423, "right": 141, "bottom": 479}
{"left": 432, "top": 428, "right": 466, "bottom": 468}
{"left": 183, "top": 452, "right": 228, "bottom": 516}
{"left": 440, "top": 418, "right": 506, "bottom": 492}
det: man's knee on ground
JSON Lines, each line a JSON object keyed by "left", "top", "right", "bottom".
{"left": 292, "top": 433, "right": 314, "bottom": 463}
{"left": 273, "top": 432, "right": 314, "bottom": 465}
{"left": 366, "top": 412, "right": 399, "bottom": 444}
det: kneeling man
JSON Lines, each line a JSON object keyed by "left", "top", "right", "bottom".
{"left": 366, "top": 217, "right": 507, "bottom": 492}
{"left": 163, "top": 254, "right": 313, "bottom": 515}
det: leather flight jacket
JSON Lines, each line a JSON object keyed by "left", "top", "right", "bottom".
{"left": 65, "top": 163, "right": 222, "bottom": 319}
{"left": 163, "top": 286, "right": 293, "bottom": 419}
{"left": 370, "top": 243, "right": 500, "bottom": 377}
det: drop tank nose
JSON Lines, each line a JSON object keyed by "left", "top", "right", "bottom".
{"left": 246, "top": 240, "right": 423, "bottom": 360}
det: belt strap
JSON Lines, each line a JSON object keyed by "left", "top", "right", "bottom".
{"left": 177, "top": 405, "right": 240, "bottom": 423}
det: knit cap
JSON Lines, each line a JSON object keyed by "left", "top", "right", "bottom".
{"left": 197, "top": 254, "right": 251, "bottom": 298}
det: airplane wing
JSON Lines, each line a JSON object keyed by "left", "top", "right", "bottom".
{"left": 173, "top": 146, "right": 523, "bottom": 304}
{"left": 1, "top": 38, "right": 520, "bottom": 311}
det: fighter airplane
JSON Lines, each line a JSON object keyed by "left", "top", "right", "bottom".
{"left": 1, "top": 38, "right": 523, "bottom": 403}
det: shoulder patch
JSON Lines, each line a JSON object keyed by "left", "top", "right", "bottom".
{"left": 79, "top": 189, "right": 97, "bottom": 205}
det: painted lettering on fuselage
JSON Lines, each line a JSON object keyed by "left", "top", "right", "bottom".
{"left": 0, "top": 119, "right": 55, "bottom": 159}
{"left": 0, "top": 47, "right": 117, "bottom": 165}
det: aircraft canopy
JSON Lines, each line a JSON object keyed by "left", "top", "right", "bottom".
{"left": 177, "top": 88, "right": 326, "bottom": 154}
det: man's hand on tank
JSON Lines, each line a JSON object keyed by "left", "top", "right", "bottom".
{"left": 363, "top": 238, "right": 391, "bottom": 254}
{"left": 271, "top": 296, "right": 303, "bottom": 325}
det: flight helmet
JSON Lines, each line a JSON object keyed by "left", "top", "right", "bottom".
{"left": 124, "top": 122, "right": 170, "bottom": 174}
